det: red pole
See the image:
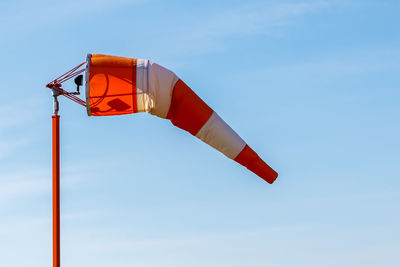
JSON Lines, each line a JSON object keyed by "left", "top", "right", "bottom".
{"left": 52, "top": 115, "right": 60, "bottom": 267}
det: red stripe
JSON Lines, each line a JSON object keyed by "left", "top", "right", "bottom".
{"left": 166, "top": 79, "right": 213, "bottom": 136}
{"left": 234, "top": 145, "right": 278, "bottom": 183}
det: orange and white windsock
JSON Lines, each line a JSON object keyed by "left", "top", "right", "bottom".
{"left": 85, "top": 54, "right": 278, "bottom": 183}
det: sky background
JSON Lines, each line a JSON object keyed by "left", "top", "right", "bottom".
{"left": 0, "top": 0, "right": 399, "bottom": 266}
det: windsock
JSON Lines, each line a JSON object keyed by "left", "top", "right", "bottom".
{"left": 85, "top": 54, "right": 278, "bottom": 183}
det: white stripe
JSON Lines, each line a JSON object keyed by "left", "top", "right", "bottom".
{"left": 147, "top": 61, "right": 179, "bottom": 118}
{"left": 136, "top": 60, "right": 179, "bottom": 118}
{"left": 136, "top": 59, "right": 151, "bottom": 113}
{"left": 195, "top": 112, "right": 246, "bottom": 159}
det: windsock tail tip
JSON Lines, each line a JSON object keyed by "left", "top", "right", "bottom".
{"left": 234, "top": 145, "right": 278, "bottom": 184}
{"left": 263, "top": 168, "right": 278, "bottom": 184}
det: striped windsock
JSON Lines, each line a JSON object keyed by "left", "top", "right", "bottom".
{"left": 85, "top": 54, "right": 278, "bottom": 183}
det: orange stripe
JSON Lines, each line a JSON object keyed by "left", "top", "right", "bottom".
{"left": 234, "top": 145, "right": 278, "bottom": 183}
{"left": 166, "top": 79, "right": 213, "bottom": 136}
{"left": 89, "top": 54, "right": 136, "bottom": 116}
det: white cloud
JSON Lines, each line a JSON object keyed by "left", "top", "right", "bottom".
{"left": 0, "top": 137, "right": 29, "bottom": 160}
{"left": 58, "top": 224, "right": 400, "bottom": 267}
{"left": 155, "top": 0, "right": 330, "bottom": 56}
{"left": 0, "top": 0, "right": 147, "bottom": 32}
{"left": 0, "top": 98, "right": 44, "bottom": 159}
{"left": 0, "top": 169, "right": 49, "bottom": 200}
{"left": 0, "top": 97, "right": 43, "bottom": 129}
{"left": 198, "top": 1, "right": 329, "bottom": 36}
{"left": 241, "top": 44, "right": 400, "bottom": 81}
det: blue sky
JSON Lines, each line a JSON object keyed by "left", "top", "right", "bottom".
{"left": 0, "top": 0, "right": 399, "bottom": 266}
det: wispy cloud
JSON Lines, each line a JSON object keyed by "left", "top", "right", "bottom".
{"left": 58, "top": 223, "right": 400, "bottom": 267}
{"left": 0, "top": 0, "right": 147, "bottom": 33}
{"left": 0, "top": 98, "right": 43, "bottom": 159}
{"left": 151, "top": 0, "right": 330, "bottom": 57}
{"left": 0, "top": 169, "right": 49, "bottom": 200}
{"left": 0, "top": 161, "right": 100, "bottom": 202}
{"left": 241, "top": 44, "right": 400, "bottom": 82}
{"left": 0, "top": 138, "right": 30, "bottom": 160}
{"left": 0, "top": 98, "right": 43, "bottom": 129}
{"left": 195, "top": 0, "right": 329, "bottom": 37}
